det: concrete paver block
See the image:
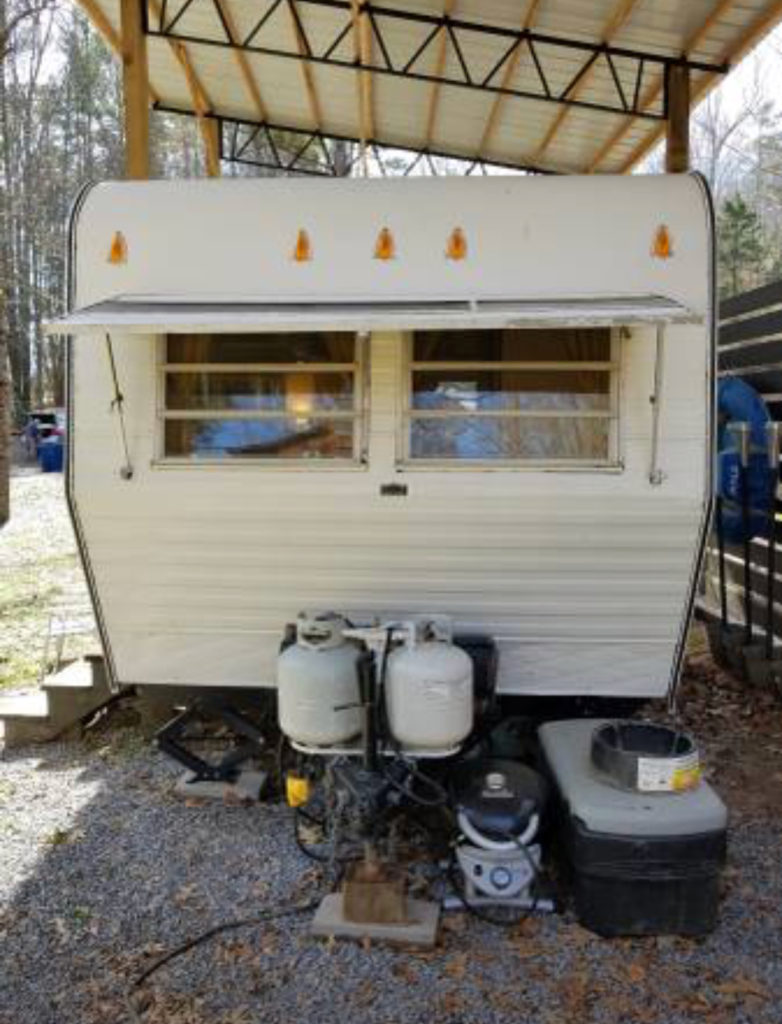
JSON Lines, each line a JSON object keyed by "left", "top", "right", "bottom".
{"left": 311, "top": 893, "right": 440, "bottom": 947}
{"left": 173, "top": 769, "right": 267, "bottom": 802}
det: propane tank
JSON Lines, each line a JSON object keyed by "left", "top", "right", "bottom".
{"left": 277, "top": 612, "right": 362, "bottom": 747}
{"left": 385, "top": 618, "right": 473, "bottom": 752}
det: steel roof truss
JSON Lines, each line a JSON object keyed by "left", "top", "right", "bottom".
{"left": 210, "top": 111, "right": 529, "bottom": 177}
{"left": 148, "top": 0, "right": 727, "bottom": 123}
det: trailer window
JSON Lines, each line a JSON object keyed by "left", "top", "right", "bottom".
{"left": 161, "top": 333, "right": 363, "bottom": 461}
{"left": 405, "top": 328, "right": 617, "bottom": 464}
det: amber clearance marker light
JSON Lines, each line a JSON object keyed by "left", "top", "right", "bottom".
{"left": 446, "top": 226, "right": 467, "bottom": 261}
{"left": 374, "top": 227, "right": 395, "bottom": 260}
{"left": 292, "top": 228, "right": 312, "bottom": 262}
{"left": 107, "top": 231, "right": 127, "bottom": 265}
{"left": 651, "top": 224, "right": 673, "bottom": 260}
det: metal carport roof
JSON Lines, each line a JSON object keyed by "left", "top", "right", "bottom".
{"left": 78, "top": 0, "right": 782, "bottom": 175}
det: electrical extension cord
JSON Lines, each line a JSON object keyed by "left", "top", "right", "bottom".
{"left": 125, "top": 897, "right": 322, "bottom": 1020}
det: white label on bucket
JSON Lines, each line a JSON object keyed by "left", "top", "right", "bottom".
{"left": 637, "top": 752, "right": 700, "bottom": 793}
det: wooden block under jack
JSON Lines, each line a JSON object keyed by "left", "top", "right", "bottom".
{"left": 342, "top": 861, "right": 407, "bottom": 924}
{"left": 311, "top": 893, "right": 440, "bottom": 947}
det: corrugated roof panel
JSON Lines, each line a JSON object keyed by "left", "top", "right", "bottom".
{"left": 618, "top": 0, "right": 716, "bottom": 55}
{"left": 225, "top": 0, "right": 286, "bottom": 39}
{"left": 313, "top": 75, "right": 366, "bottom": 139}
{"left": 426, "top": 88, "right": 498, "bottom": 159}
{"left": 246, "top": 56, "right": 317, "bottom": 125}
{"left": 147, "top": 37, "right": 193, "bottom": 110}
{"left": 166, "top": 0, "right": 226, "bottom": 44}
{"left": 371, "top": 77, "right": 444, "bottom": 148}
{"left": 533, "top": 0, "right": 630, "bottom": 44}
{"left": 488, "top": 112, "right": 564, "bottom": 169}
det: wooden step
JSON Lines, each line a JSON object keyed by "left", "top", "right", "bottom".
{"left": 1, "top": 657, "right": 113, "bottom": 749}
{"left": 0, "top": 691, "right": 53, "bottom": 747}
{"left": 0, "top": 690, "right": 49, "bottom": 719}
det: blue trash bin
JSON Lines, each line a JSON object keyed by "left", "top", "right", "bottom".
{"left": 39, "top": 438, "right": 64, "bottom": 473}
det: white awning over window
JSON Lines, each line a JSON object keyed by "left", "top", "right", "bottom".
{"left": 46, "top": 294, "right": 702, "bottom": 336}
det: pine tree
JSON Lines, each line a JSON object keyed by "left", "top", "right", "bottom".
{"left": 717, "top": 194, "right": 766, "bottom": 299}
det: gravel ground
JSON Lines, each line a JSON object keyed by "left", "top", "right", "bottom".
{"left": 0, "top": 470, "right": 95, "bottom": 690}
{"left": 2, "top": 475, "right": 782, "bottom": 1023}
{"left": 2, "top": 659, "right": 782, "bottom": 1024}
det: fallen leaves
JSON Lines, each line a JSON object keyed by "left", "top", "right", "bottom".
{"left": 438, "top": 989, "right": 466, "bottom": 1017}
{"left": 439, "top": 913, "right": 467, "bottom": 935}
{"left": 625, "top": 960, "right": 647, "bottom": 984}
{"left": 216, "top": 939, "right": 255, "bottom": 965}
{"left": 558, "top": 969, "right": 592, "bottom": 1017}
{"left": 559, "top": 922, "right": 594, "bottom": 947}
{"left": 391, "top": 961, "right": 419, "bottom": 984}
{"left": 714, "top": 975, "right": 770, "bottom": 1001}
{"left": 442, "top": 951, "right": 468, "bottom": 978}
{"left": 172, "top": 884, "right": 202, "bottom": 910}
{"left": 502, "top": 917, "right": 544, "bottom": 959}
{"left": 353, "top": 979, "right": 376, "bottom": 1007}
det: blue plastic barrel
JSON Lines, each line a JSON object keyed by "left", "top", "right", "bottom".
{"left": 717, "top": 378, "right": 775, "bottom": 543}
{"left": 39, "top": 439, "right": 64, "bottom": 473}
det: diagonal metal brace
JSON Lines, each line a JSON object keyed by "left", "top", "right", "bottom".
{"left": 155, "top": 698, "right": 266, "bottom": 782}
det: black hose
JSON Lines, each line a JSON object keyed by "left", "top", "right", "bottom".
{"left": 380, "top": 753, "right": 449, "bottom": 808}
{"left": 293, "top": 807, "right": 331, "bottom": 863}
{"left": 129, "top": 899, "right": 320, "bottom": 993}
{"left": 362, "top": 649, "right": 381, "bottom": 773}
{"left": 293, "top": 806, "right": 361, "bottom": 866}
{"left": 446, "top": 836, "right": 545, "bottom": 928}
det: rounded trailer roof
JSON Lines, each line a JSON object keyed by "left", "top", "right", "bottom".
{"left": 80, "top": 0, "right": 782, "bottom": 174}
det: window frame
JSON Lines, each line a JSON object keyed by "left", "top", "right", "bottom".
{"left": 155, "top": 332, "right": 369, "bottom": 468}
{"left": 398, "top": 328, "right": 622, "bottom": 470}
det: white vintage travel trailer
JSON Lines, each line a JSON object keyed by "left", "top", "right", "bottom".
{"left": 51, "top": 173, "right": 713, "bottom": 703}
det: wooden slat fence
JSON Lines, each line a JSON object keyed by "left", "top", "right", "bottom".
{"left": 701, "top": 279, "right": 782, "bottom": 643}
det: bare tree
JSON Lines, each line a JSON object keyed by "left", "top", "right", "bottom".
{"left": 0, "top": 0, "right": 55, "bottom": 526}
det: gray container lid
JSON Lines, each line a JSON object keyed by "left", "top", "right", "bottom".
{"left": 539, "top": 719, "right": 728, "bottom": 838}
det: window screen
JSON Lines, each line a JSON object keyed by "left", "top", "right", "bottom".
{"left": 406, "top": 328, "right": 617, "bottom": 463}
{"left": 161, "top": 333, "right": 362, "bottom": 461}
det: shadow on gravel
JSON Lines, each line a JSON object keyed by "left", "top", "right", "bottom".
{"left": 2, "top": 668, "right": 782, "bottom": 1024}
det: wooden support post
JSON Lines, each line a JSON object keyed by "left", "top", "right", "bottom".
{"left": 120, "top": 0, "right": 150, "bottom": 179}
{"left": 202, "top": 118, "right": 221, "bottom": 178}
{"left": 665, "top": 63, "right": 690, "bottom": 173}
{"left": 166, "top": 34, "right": 220, "bottom": 179}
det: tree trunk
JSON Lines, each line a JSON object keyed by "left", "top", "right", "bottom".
{"left": 0, "top": 337, "right": 9, "bottom": 527}
{"left": 0, "top": 0, "right": 9, "bottom": 527}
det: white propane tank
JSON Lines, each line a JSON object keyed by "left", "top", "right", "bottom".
{"left": 277, "top": 612, "right": 362, "bottom": 747}
{"left": 385, "top": 619, "right": 474, "bottom": 752}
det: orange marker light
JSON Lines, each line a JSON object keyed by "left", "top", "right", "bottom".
{"left": 446, "top": 226, "right": 467, "bottom": 261}
{"left": 107, "top": 231, "right": 127, "bottom": 265}
{"left": 293, "top": 229, "right": 312, "bottom": 262}
{"left": 374, "top": 227, "right": 395, "bottom": 261}
{"left": 651, "top": 225, "right": 673, "bottom": 260}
